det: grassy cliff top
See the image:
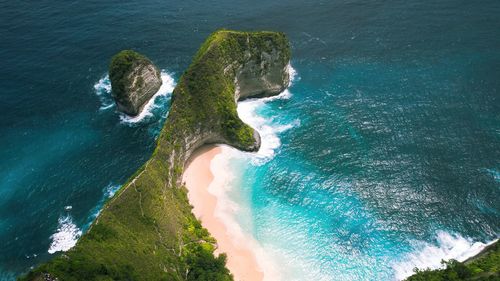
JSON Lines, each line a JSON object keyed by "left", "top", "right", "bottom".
{"left": 21, "top": 30, "right": 290, "bottom": 281}
{"left": 109, "top": 50, "right": 155, "bottom": 100}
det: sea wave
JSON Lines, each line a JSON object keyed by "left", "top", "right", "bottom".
{"left": 392, "top": 231, "right": 498, "bottom": 280}
{"left": 287, "top": 63, "right": 298, "bottom": 85}
{"left": 119, "top": 71, "right": 175, "bottom": 124}
{"left": 93, "top": 75, "right": 113, "bottom": 110}
{"left": 237, "top": 98, "right": 299, "bottom": 164}
{"left": 48, "top": 184, "right": 121, "bottom": 255}
{"left": 210, "top": 147, "right": 282, "bottom": 281}
{"left": 236, "top": 65, "right": 300, "bottom": 164}
{"left": 204, "top": 65, "right": 299, "bottom": 281}
{"left": 48, "top": 215, "right": 82, "bottom": 254}
{"left": 84, "top": 183, "right": 121, "bottom": 230}
{"left": 93, "top": 71, "right": 176, "bottom": 124}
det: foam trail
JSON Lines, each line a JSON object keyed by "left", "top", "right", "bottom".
{"left": 84, "top": 184, "right": 121, "bottom": 230}
{"left": 93, "top": 75, "right": 113, "bottom": 110}
{"left": 237, "top": 99, "right": 299, "bottom": 164}
{"left": 120, "top": 71, "right": 176, "bottom": 124}
{"left": 48, "top": 215, "right": 82, "bottom": 254}
{"left": 103, "top": 183, "right": 121, "bottom": 198}
{"left": 93, "top": 71, "right": 176, "bottom": 123}
{"left": 48, "top": 184, "right": 119, "bottom": 255}
{"left": 392, "top": 231, "right": 498, "bottom": 280}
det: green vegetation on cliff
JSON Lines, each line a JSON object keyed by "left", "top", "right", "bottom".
{"left": 20, "top": 30, "right": 290, "bottom": 281}
{"left": 405, "top": 241, "right": 499, "bottom": 281}
{"left": 109, "top": 50, "right": 162, "bottom": 116}
{"left": 109, "top": 50, "right": 151, "bottom": 99}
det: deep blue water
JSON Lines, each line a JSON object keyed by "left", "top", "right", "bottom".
{"left": 1, "top": 0, "right": 499, "bottom": 280}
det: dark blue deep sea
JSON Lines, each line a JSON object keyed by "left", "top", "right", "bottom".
{"left": 1, "top": 1, "right": 499, "bottom": 280}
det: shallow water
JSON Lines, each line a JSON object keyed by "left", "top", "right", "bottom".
{"left": 1, "top": 0, "right": 499, "bottom": 279}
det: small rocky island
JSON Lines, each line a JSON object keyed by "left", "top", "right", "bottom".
{"left": 109, "top": 50, "right": 162, "bottom": 116}
{"left": 22, "top": 30, "right": 290, "bottom": 280}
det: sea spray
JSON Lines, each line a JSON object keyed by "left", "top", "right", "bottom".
{"left": 47, "top": 183, "right": 122, "bottom": 256}
{"left": 237, "top": 95, "right": 300, "bottom": 164}
{"left": 119, "top": 71, "right": 176, "bottom": 124}
{"left": 93, "top": 70, "right": 176, "bottom": 124}
{"left": 47, "top": 215, "right": 82, "bottom": 254}
{"left": 94, "top": 75, "right": 113, "bottom": 110}
{"left": 392, "top": 231, "right": 497, "bottom": 280}
{"left": 236, "top": 64, "right": 300, "bottom": 164}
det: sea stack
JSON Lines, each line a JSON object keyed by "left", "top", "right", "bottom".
{"left": 22, "top": 30, "right": 290, "bottom": 281}
{"left": 109, "top": 50, "right": 162, "bottom": 116}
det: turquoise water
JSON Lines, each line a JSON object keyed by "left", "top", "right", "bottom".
{"left": 1, "top": 0, "right": 499, "bottom": 280}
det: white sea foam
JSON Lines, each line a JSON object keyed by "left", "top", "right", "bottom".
{"left": 205, "top": 65, "right": 298, "bottom": 280}
{"left": 119, "top": 71, "right": 175, "bottom": 124}
{"left": 209, "top": 146, "right": 282, "bottom": 281}
{"left": 392, "top": 231, "right": 498, "bottom": 280}
{"left": 93, "top": 71, "right": 176, "bottom": 123}
{"left": 103, "top": 183, "right": 121, "bottom": 198}
{"left": 237, "top": 98, "right": 299, "bottom": 164}
{"left": 85, "top": 184, "right": 122, "bottom": 228}
{"left": 47, "top": 184, "right": 119, "bottom": 255}
{"left": 287, "top": 63, "right": 298, "bottom": 85}
{"left": 94, "top": 75, "right": 113, "bottom": 110}
{"left": 48, "top": 215, "right": 82, "bottom": 254}
{"left": 236, "top": 65, "right": 300, "bottom": 164}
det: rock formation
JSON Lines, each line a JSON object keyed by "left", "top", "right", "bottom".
{"left": 22, "top": 30, "right": 290, "bottom": 281}
{"left": 109, "top": 50, "right": 162, "bottom": 116}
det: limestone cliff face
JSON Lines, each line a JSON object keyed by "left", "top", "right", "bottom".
{"left": 235, "top": 48, "right": 290, "bottom": 100}
{"left": 165, "top": 30, "right": 291, "bottom": 160}
{"left": 109, "top": 50, "right": 162, "bottom": 116}
{"left": 23, "top": 30, "right": 291, "bottom": 281}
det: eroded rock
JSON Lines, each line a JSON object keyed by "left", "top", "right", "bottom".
{"left": 109, "top": 50, "right": 162, "bottom": 116}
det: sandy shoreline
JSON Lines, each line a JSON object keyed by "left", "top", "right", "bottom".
{"left": 183, "top": 145, "right": 264, "bottom": 281}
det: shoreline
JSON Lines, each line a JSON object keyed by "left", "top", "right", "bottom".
{"left": 183, "top": 145, "right": 264, "bottom": 281}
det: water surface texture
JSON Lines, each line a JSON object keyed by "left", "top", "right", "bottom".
{"left": 1, "top": 0, "right": 499, "bottom": 280}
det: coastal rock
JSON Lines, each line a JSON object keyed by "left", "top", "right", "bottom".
{"left": 109, "top": 50, "right": 162, "bottom": 116}
{"left": 235, "top": 49, "right": 290, "bottom": 100}
{"left": 23, "top": 30, "right": 291, "bottom": 281}
{"left": 177, "top": 30, "right": 291, "bottom": 153}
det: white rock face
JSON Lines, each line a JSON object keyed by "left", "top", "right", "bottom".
{"left": 110, "top": 51, "right": 162, "bottom": 116}
{"left": 235, "top": 48, "right": 290, "bottom": 101}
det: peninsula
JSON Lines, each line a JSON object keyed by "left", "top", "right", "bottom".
{"left": 21, "top": 30, "right": 291, "bottom": 280}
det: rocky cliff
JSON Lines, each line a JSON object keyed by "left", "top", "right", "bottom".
{"left": 21, "top": 30, "right": 290, "bottom": 281}
{"left": 109, "top": 50, "right": 162, "bottom": 116}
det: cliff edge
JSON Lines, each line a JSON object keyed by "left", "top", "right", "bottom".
{"left": 21, "top": 30, "right": 290, "bottom": 281}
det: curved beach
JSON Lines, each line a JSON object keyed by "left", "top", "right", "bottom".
{"left": 183, "top": 145, "right": 264, "bottom": 281}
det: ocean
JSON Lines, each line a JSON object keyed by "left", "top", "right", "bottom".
{"left": 0, "top": 0, "right": 499, "bottom": 280}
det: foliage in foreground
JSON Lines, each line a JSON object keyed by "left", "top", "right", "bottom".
{"left": 405, "top": 241, "right": 499, "bottom": 281}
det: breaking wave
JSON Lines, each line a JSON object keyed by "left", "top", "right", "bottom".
{"left": 392, "top": 231, "right": 498, "bottom": 280}
{"left": 236, "top": 64, "right": 300, "bottom": 164}
{"left": 48, "top": 215, "right": 82, "bottom": 254}
{"left": 93, "top": 70, "right": 176, "bottom": 124}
